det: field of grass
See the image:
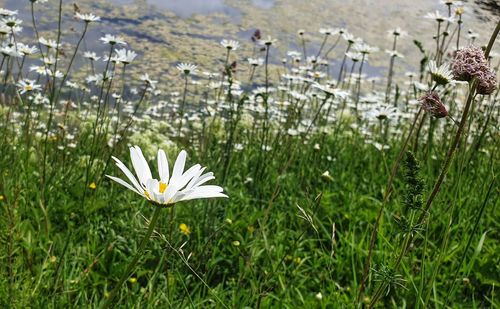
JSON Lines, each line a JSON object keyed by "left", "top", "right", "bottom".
{"left": 0, "top": 1, "right": 499, "bottom": 308}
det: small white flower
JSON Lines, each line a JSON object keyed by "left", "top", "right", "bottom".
{"left": 100, "top": 34, "right": 126, "bottom": 46}
{"left": 114, "top": 48, "right": 137, "bottom": 64}
{"left": 83, "top": 51, "right": 100, "bottom": 61}
{"left": 176, "top": 63, "right": 197, "bottom": 75}
{"left": 39, "top": 37, "right": 60, "bottom": 49}
{"left": 248, "top": 58, "right": 264, "bottom": 67}
{"left": 425, "top": 10, "right": 455, "bottom": 23}
{"left": 220, "top": 39, "right": 240, "bottom": 51}
{"left": 17, "top": 79, "right": 41, "bottom": 94}
{"left": 428, "top": 60, "right": 453, "bottom": 85}
{"left": 385, "top": 49, "right": 404, "bottom": 58}
{"left": 259, "top": 36, "right": 277, "bottom": 46}
{"left": 75, "top": 13, "right": 100, "bottom": 23}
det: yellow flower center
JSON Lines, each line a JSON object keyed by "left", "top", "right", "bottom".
{"left": 25, "top": 85, "right": 33, "bottom": 91}
{"left": 159, "top": 182, "right": 168, "bottom": 193}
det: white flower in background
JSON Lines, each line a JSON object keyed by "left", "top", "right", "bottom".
{"left": 319, "top": 27, "right": 337, "bottom": 35}
{"left": 100, "top": 34, "right": 126, "bottom": 46}
{"left": 75, "top": 12, "right": 100, "bottom": 23}
{"left": 39, "top": 37, "right": 60, "bottom": 49}
{"left": 1, "top": 16, "right": 22, "bottom": 28}
{"left": 354, "top": 42, "right": 379, "bottom": 55}
{"left": 387, "top": 27, "right": 408, "bottom": 37}
{"left": 424, "top": 10, "right": 455, "bottom": 23}
{"left": 17, "top": 79, "right": 41, "bottom": 94}
{"left": 346, "top": 51, "right": 362, "bottom": 62}
{"left": 0, "top": 45, "right": 22, "bottom": 58}
{"left": 313, "top": 83, "right": 349, "bottom": 98}
{"left": 0, "top": 8, "right": 18, "bottom": 17}
{"left": 366, "top": 104, "right": 399, "bottom": 121}
{"left": 140, "top": 73, "right": 158, "bottom": 89}
{"left": 107, "top": 147, "right": 227, "bottom": 206}
{"left": 428, "top": 60, "right": 453, "bottom": 85}
{"left": 248, "top": 58, "right": 264, "bottom": 67}
{"left": 114, "top": 48, "right": 137, "bottom": 64}
{"left": 385, "top": 49, "right": 404, "bottom": 58}
{"left": 83, "top": 51, "right": 100, "bottom": 61}
{"left": 259, "top": 36, "right": 277, "bottom": 46}
{"left": 176, "top": 63, "right": 197, "bottom": 75}
{"left": 18, "top": 43, "right": 38, "bottom": 56}
{"left": 220, "top": 39, "right": 240, "bottom": 51}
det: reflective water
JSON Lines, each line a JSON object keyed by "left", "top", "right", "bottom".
{"left": 0, "top": 0, "right": 497, "bottom": 81}
{"left": 113, "top": 0, "right": 275, "bottom": 18}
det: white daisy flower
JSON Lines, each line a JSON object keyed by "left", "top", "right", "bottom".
{"left": 17, "top": 79, "right": 41, "bottom": 94}
{"left": 75, "top": 12, "right": 100, "bottom": 23}
{"left": 107, "top": 147, "right": 227, "bottom": 206}
{"left": 176, "top": 63, "right": 197, "bottom": 75}
{"left": 220, "top": 39, "right": 240, "bottom": 51}
{"left": 100, "top": 34, "right": 127, "bottom": 46}
{"left": 428, "top": 60, "right": 453, "bottom": 85}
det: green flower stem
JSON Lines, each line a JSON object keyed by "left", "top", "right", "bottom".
{"left": 101, "top": 207, "right": 162, "bottom": 309}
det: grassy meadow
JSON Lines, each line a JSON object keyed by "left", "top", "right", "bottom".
{"left": 0, "top": 0, "right": 499, "bottom": 308}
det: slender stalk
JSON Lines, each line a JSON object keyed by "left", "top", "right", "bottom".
{"left": 301, "top": 35, "right": 307, "bottom": 61}
{"left": 337, "top": 43, "right": 352, "bottom": 83}
{"left": 40, "top": 0, "right": 63, "bottom": 212}
{"left": 316, "top": 34, "right": 329, "bottom": 58}
{"left": 58, "top": 22, "right": 89, "bottom": 90}
{"left": 435, "top": 21, "right": 442, "bottom": 64}
{"left": 456, "top": 16, "right": 462, "bottom": 50}
{"left": 385, "top": 35, "right": 398, "bottom": 103}
{"left": 177, "top": 74, "right": 189, "bottom": 137}
{"left": 357, "top": 107, "right": 423, "bottom": 304}
{"left": 101, "top": 207, "right": 162, "bottom": 309}
{"left": 355, "top": 53, "right": 366, "bottom": 107}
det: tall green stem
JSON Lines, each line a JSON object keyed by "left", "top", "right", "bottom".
{"left": 101, "top": 207, "right": 162, "bottom": 309}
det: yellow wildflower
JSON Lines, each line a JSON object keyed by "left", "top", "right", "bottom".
{"left": 179, "top": 223, "right": 190, "bottom": 235}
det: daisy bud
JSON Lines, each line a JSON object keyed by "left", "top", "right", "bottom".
{"left": 418, "top": 91, "right": 448, "bottom": 118}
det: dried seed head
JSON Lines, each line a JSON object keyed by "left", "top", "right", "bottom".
{"left": 418, "top": 91, "right": 448, "bottom": 118}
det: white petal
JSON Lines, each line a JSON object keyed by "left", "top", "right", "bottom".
{"left": 171, "top": 150, "right": 187, "bottom": 184}
{"left": 112, "top": 156, "right": 143, "bottom": 193}
{"left": 171, "top": 164, "right": 201, "bottom": 190}
{"left": 185, "top": 167, "right": 207, "bottom": 190}
{"left": 157, "top": 149, "right": 169, "bottom": 183}
{"left": 164, "top": 184, "right": 180, "bottom": 204}
{"left": 145, "top": 178, "right": 159, "bottom": 202}
{"left": 176, "top": 185, "right": 227, "bottom": 202}
{"left": 106, "top": 175, "right": 142, "bottom": 196}
{"left": 189, "top": 172, "right": 214, "bottom": 189}
{"left": 130, "top": 146, "right": 152, "bottom": 187}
